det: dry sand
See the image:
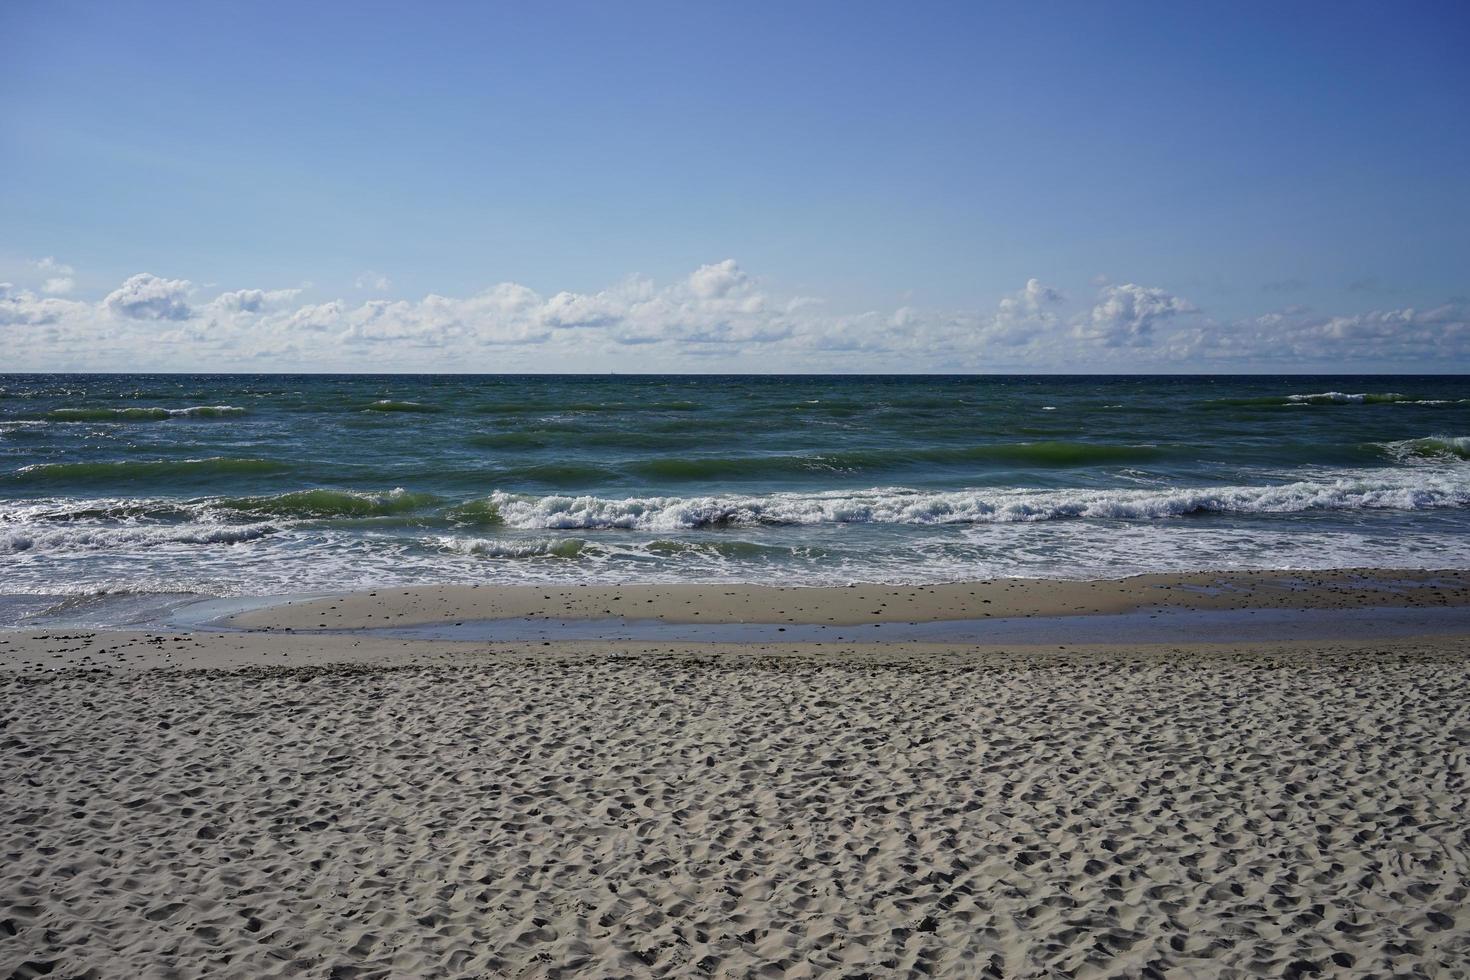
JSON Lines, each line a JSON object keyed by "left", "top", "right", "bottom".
{"left": 3, "top": 573, "right": 1470, "bottom": 978}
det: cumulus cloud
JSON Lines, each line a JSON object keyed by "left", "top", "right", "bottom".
{"left": 1206, "top": 302, "right": 1470, "bottom": 365}
{"left": 7, "top": 262, "right": 1464, "bottom": 372}
{"left": 104, "top": 273, "right": 193, "bottom": 320}
{"left": 211, "top": 287, "right": 302, "bottom": 313}
{"left": 30, "top": 257, "right": 76, "bottom": 295}
{"left": 687, "top": 259, "right": 750, "bottom": 300}
{"left": 0, "top": 283, "right": 88, "bottom": 327}
{"left": 541, "top": 287, "right": 630, "bottom": 329}
{"left": 355, "top": 271, "right": 391, "bottom": 291}
{"left": 986, "top": 278, "right": 1065, "bottom": 346}
{"left": 1076, "top": 283, "right": 1196, "bottom": 346}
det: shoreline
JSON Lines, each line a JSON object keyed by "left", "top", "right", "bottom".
{"left": 220, "top": 564, "right": 1470, "bottom": 628}
{"left": 3, "top": 567, "right": 1470, "bottom": 675}
{"left": 4, "top": 565, "right": 1470, "bottom": 647}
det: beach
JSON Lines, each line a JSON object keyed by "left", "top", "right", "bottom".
{"left": 9, "top": 0, "right": 1470, "bottom": 971}
{"left": 4, "top": 574, "right": 1470, "bottom": 978}
{"left": 7, "top": 375, "right": 1470, "bottom": 976}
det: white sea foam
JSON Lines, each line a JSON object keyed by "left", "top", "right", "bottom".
{"left": 1, "top": 522, "right": 276, "bottom": 554}
{"left": 478, "top": 468, "right": 1470, "bottom": 530}
{"left": 5, "top": 465, "right": 1470, "bottom": 603}
{"left": 1279, "top": 392, "right": 1469, "bottom": 406}
{"left": 1380, "top": 436, "right": 1470, "bottom": 461}
{"left": 435, "top": 536, "right": 589, "bottom": 558}
{"left": 46, "top": 405, "right": 247, "bottom": 421}
{"left": 1286, "top": 391, "right": 1408, "bottom": 404}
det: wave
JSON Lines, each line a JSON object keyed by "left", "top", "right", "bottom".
{"left": 1217, "top": 392, "right": 1465, "bottom": 407}
{"left": 641, "top": 538, "right": 823, "bottom": 559}
{"left": 1288, "top": 391, "right": 1410, "bottom": 405}
{"left": 434, "top": 535, "right": 819, "bottom": 562}
{"left": 0, "top": 421, "right": 51, "bottom": 440}
{"left": 216, "top": 487, "right": 443, "bottom": 519}
{"left": 473, "top": 400, "right": 701, "bottom": 415}
{"left": 363, "top": 400, "right": 442, "bottom": 413}
{"left": 436, "top": 536, "right": 589, "bottom": 559}
{"left": 472, "top": 471, "right": 1470, "bottom": 530}
{"left": 467, "top": 431, "right": 552, "bottom": 449}
{"left": 2, "top": 521, "right": 275, "bottom": 554}
{"left": 626, "top": 442, "right": 1169, "bottom": 482}
{"left": 45, "top": 405, "right": 247, "bottom": 421}
{"left": 468, "top": 429, "right": 707, "bottom": 451}
{"left": 12, "top": 457, "right": 288, "bottom": 484}
{"left": 1381, "top": 436, "right": 1470, "bottom": 461}
{"left": 442, "top": 498, "right": 508, "bottom": 525}
{"left": 491, "top": 462, "right": 623, "bottom": 485}
{"left": 0, "top": 494, "right": 207, "bottom": 522}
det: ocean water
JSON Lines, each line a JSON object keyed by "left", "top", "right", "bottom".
{"left": 4, "top": 374, "right": 1470, "bottom": 619}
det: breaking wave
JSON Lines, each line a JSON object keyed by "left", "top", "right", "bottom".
{"left": 1380, "top": 436, "right": 1470, "bottom": 461}
{"left": 2, "top": 522, "right": 275, "bottom": 554}
{"left": 469, "top": 470, "right": 1470, "bottom": 530}
{"left": 363, "top": 400, "right": 442, "bottom": 413}
{"left": 1287, "top": 391, "right": 1411, "bottom": 405}
{"left": 45, "top": 405, "right": 248, "bottom": 421}
{"left": 1217, "top": 392, "right": 1466, "bottom": 407}
{"left": 217, "top": 487, "right": 443, "bottom": 519}
{"left": 436, "top": 536, "right": 590, "bottom": 559}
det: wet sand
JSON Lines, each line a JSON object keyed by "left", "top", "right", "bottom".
{"left": 3, "top": 571, "right": 1470, "bottom": 978}
{"left": 221, "top": 567, "right": 1470, "bottom": 633}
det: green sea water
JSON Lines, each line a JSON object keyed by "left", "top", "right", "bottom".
{"left": 4, "top": 374, "right": 1470, "bottom": 620}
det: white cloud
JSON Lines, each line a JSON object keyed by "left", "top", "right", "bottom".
{"left": 355, "top": 271, "right": 391, "bottom": 291}
{"left": 0, "top": 283, "right": 88, "bottom": 327}
{"left": 1201, "top": 302, "right": 1470, "bottom": 365}
{"left": 29, "top": 257, "right": 76, "bottom": 295}
{"left": 687, "top": 259, "right": 750, "bottom": 300}
{"left": 1076, "top": 283, "right": 1196, "bottom": 346}
{"left": 6, "top": 263, "right": 1467, "bottom": 372}
{"left": 212, "top": 287, "right": 302, "bottom": 313}
{"left": 541, "top": 287, "right": 629, "bottom": 329}
{"left": 987, "top": 278, "right": 1065, "bottom": 346}
{"left": 104, "top": 273, "right": 193, "bottom": 320}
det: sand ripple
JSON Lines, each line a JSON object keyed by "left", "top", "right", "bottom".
{"left": 2, "top": 647, "right": 1469, "bottom": 977}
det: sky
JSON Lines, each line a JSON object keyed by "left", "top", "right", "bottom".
{"left": 2, "top": 0, "right": 1468, "bottom": 372}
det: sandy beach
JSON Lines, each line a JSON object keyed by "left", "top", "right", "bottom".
{"left": 4, "top": 573, "right": 1470, "bottom": 978}
{"left": 11, "top": 2, "right": 1470, "bottom": 974}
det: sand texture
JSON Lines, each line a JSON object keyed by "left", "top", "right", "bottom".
{"left": 3, "top": 639, "right": 1470, "bottom": 978}
{"left": 225, "top": 568, "right": 1470, "bottom": 632}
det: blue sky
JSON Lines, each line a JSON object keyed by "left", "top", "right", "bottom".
{"left": 2, "top": 0, "right": 1468, "bottom": 371}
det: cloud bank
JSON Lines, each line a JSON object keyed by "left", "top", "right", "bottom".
{"left": 2, "top": 257, "right": 1467, "bottom": 372}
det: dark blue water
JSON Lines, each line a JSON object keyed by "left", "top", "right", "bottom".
{"left": 4, "top": 374, "right": 1470, "bottom": 615}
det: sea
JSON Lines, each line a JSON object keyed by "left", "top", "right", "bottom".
{"left": 4, "top": 374, "right": 1470, "bottom": 625}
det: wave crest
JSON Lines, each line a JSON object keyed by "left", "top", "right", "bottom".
{"left": 363, "top": 400, "right": 441, "bottom": 413}
{"left": 1217, "top": 392, "right": 1465, "bottom": 407}
{"left": 217, "top": 487, "right": 442, "bottom": 519}
{"left": 473, "top": 472, "right": 1470, "bottom": 530}
{"left": 436, "top": 536, "right": 588, "bottom": 558}
{"left": 2, "top": 522, "right": 275, "bottom": 554}
{"left": 46, "top": 405, "right": 247, "bottom": 421}
{"left": 1381, "top": 436, "right": 1470, "bottom": 461}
